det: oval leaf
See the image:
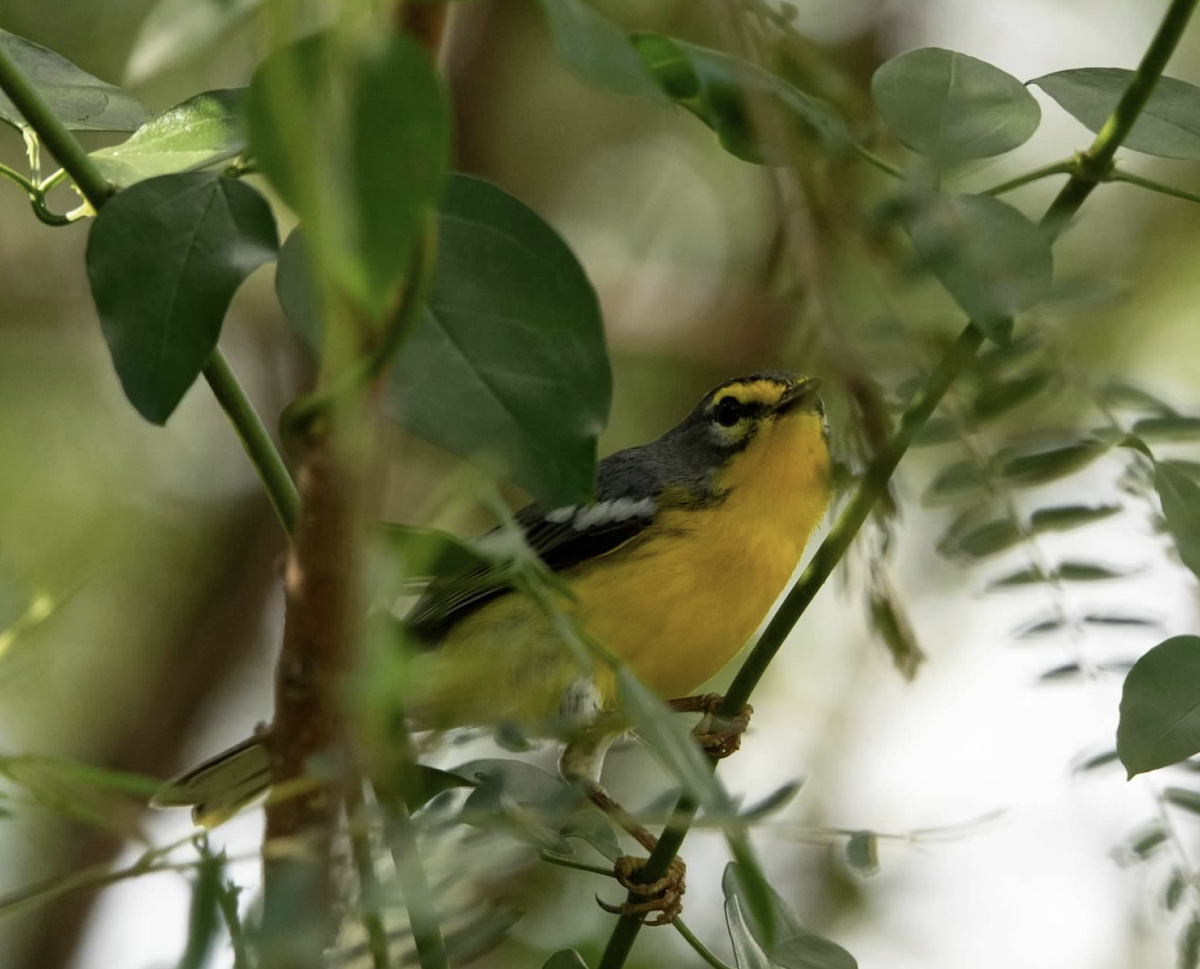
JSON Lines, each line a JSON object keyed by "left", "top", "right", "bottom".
{"left": 1032, "top": 69, "right": 1200, "bottom": 161}
{"left": 1133, "top": 415, "right": 1200, "bottom": 441}
{"left": 535, "top": 0, "right": 661, "bottom": 99}
{"left": 248, "top": 31, "right": 448, "bottom": 320}
{"left": 86, "top": 173, "right": 278, "bottom": 424}
{"left": 872, "top": 48, "right": 1040, "bottom": 165}
{"left": 722, "top": 863, "right": 858, "bottom": 969}
{"left": 907, "top": 193, "right": 1054, "bottom": 341}
{"left": 1118, "top": 636, "right": 1200, "bottom": 778}
{"left": 125, "top": 0, "right": 264, "bottom": 84}
{"left": 543, "top": 951, "right": 589, "bottom": 969}
{"left": 0, "top": 29, "right": 147, "bottom": 133}
{"left": 631, "top": 32, "right": 848, "bottom": 164}
{"left": 92, "top": 89, "right": 247, "bottom": 188}
{"left": 998, "top": 439, "right": 1107, "bottom": 487}
{"left": 1155, "top": 460, "right": 1200, "bottom": 580}
{"left": 1030, "top": 503, "right": 1121, "bottom": 533}
{"left": 388, "top": 175, "right": 611, "bottom": 507}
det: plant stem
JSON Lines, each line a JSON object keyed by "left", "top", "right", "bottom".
{"left": 851, "top": 142, "right": 904, "bottom": 179}
{"left": 597, "top": 1, "right": 1200, "bottom": 965}
{"left": 0, "top": 161, "right": 73, "bottom": 226}
{"left": 674, "top": 918, "right": 736, "bottom": 969}
{"left": 215, "top": 881, "right": 251, "bottom": 969}
{"left": 0, "top": 46, "right": 112, "bottom": 210}
{"left": 1110, "top": 168, "right": 1200, "bottom": 205}
{"left": 346, "top": 782, "right": 391, "bottom": 969}
{"left": 202, "top": 351, "right": 299, "bottom": 535}
{"left": 982, "top": 159, "right": 1075, "bottom": 197}
{"left": 387, "top": 803, "right": 450, "bottom": 969}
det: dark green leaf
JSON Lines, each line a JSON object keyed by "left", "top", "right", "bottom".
{"left": 126, "top": 0, "right": 265, "bottom": 84}
{"left": 1183, "top": 917, "right": 1200, "bottom": 969}
{"left": 722, "top": 863, "right": 858, "bottom": 969}
{"left": 1154, "top": 461, "right": 1200, "bottom": 580}
{"left": 543, "top": 951, "right": 589, "bottom": 969}
{"left": 939, "top": 518, "right": 1022, "bottom": 560}
{"left": 1100, "top": 380, "right": 1176, "bottom": 414}
{"left": 1039, "top": 663, "right": 1082, "bottom": 682}
{"left": 1118, "top": 635, "right": 1200, "bottom": 778}
{"left": 738, "top": 781, "right": 803, "bottom": 822}
{"left": 248, "top": 30, "right": 448, "bottom": 319}
{"left": 971, "top": 370, "right": 1053, "bottom": 422}
{"left": 379, "top": 524, "right": 494, "bottom": 583}
{"left": 988, "top": 565, "right": 1048, "bottom": 588}
{"left": 911, "top": 417, "right": 958, "bottom": 446}
{"left": 872, "top": 48, "right": 1039, "bottom": 165}
{"left": 1031, "top": 69, "right": 1200, "bottom": 161}
{"left": 1016, "top": 615, "right": 1064, "bottom": 638}
{"left": 85, "top": 173, "right": 278, "bottom": 424}
{"left": 907, "top": 192, "right": 1054, "bottom": 342}
{"left": 845, "top": 832, "right": 880, "bottom": 876}
{"left": 388, "top": 175, "right": 611, "bottom": 507}
{"left": 867, "top": 580, "right": 925, "bottom": 680}
{"left": 275, "top": 228, "right": 321, "bottom": 351}
{"left": 410, "top": 764, "right": 476, "bottom": 812}
{"left": 1133, "top": 416, "right": 1200, "bottom": 441}
{"left": 631, "top": 33, "right": 848, "bottom": 164}
{"left": 1165, "top": 870, "right": 1186, "bottom": 912}
{"left": 1164, "top": 786, "right": 1200, "bottom": 816}
{"left": 922, "top": 460, "right": 988, "bottom": 505}
{"left": 0, "top": 29, "right": 148, "bottom": 132}
{"left": 1083, "top": 614, "right": 1156, "bottom": 628}
{"left": 998, "top": 440, "right": 1107, "bottom": 486}
{"left": 1127, "top": 823, "right": 1168, "bottom": 860}
{"left": 535, "top": 0, "right": 661, "bottom": 98}
{"left": 1057, "top": 561, "right": 1129, "bottom": 582}
{"left": 1073, "top": 749, "right": 1119, "bottom": 773}
{"left": 1030, "top": 504, "right": 1122, "bottom": 533}
{"left": 92, "top": 89, "right": 246, "bottom": 188}
{"left": 1164, "top": 460, "right": 1200, "bottom": 482}
{"left": 178, "top": 843, "right": 223, "bottom": 969}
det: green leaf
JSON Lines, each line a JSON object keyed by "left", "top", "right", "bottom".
{"left": 630, "top": 33, "right": 848, "bottom": 164}
{"left": 1039, "top": 663, "right": 1082, "bottom": 682}
{"left": 1073, "top": 749, "right": 1119, "bottom": 773}
{"left": 871, "top": 48, "right": 1039, "bottom": 166}
{"left": 844, "top": 832, "right": 880, "bottom": 876}
{"left": 1164, "top": 786, "right": 1200, "bottom": 816}
{"left": 1100, "top": 380, "right": 1177, "bottom": 414}
{"left": 543, "top": 950, "right": 589, "bottom": 969}
{"left": 1155, "top": 461, "right": 1200, "bottom": 580}
{"left": 178, "top": 843, "right": 223, "bottom": 969}
{"left": 616, "top": 668, "right": 774, "bottom": 941}
{"left": 410, "top": 764, "right": 476, "bottom": 812}
{"left": 1031, "top": 69, "right": 1200, "bottom": 161}
{"left": 938, "top": 518, "right": 1021, "bottom": 560}
{"left": 1057, "top": 561, "right": 1129, "bottom": 582}
{"left": 1118, "top": 636, "right": 1200, "bottom": 778}
{"left": 988, "top": 566, "right": 1048, "bottom": 588}
{"left": 906, "top": 192, "right": 1054, "bottom": 341}
{"left": 535, "top": 0, "right": 661, "bottom": 99}
{"left": 91, "top": 89, "right": 246, "bottom": 188}
{"left": 1165, "top": 869, "right": 1186, "bottom": 912}
{"left": 1133, "top": 415, "right": 1200, "bottom": 441}
{"left": 0, "top": 29, "right": 148, "bottom": 133}
{"left": 247, "top": 30, "right": 448, "bottom": 320}
{"left": 726, "top": 894, "right": 773, "bottom": 969}
{"left": 379, "top": 524, "right": 494, "bottom": 583}
{"left": 85, "top": 174, "right": 277, "bottom": 424}
{"left": 125, "top": 0, "right": 264, "bottom": 84}
{"left": 275, "top": 228, "right": 321, "bottom": 351}
{"left": 971, "top": 370, "right": 1053, "bottom": 422}
{"left": 388, "top": 175, "right": 611, "bottom": 507}
{"left": 561, "top": 811, "right": 622, "bottom": 861}
{"left": 998, "top": 439, "right": 1107, "bottom": 487}
{"left": 738, "top": 781, "right": 803, "bottom": 822}
{"left": 921, "top": 460, "right": 988, "bottom": 505}
{"left": 1030, "top": 504, "right": 1122, "bottom": 533}
{"left": 1183, "top": 917, "right": 1200, "bottom": 969}
{"left": 722, "top": 863, "right": 858, "bottom": 969}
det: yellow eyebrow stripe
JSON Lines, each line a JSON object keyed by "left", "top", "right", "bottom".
{"left": 718, "top": 379, "right": 786, "bottom": 408}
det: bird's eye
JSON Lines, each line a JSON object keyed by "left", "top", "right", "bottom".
{"left": 714, "top": 396, "right": 743, "bottom": 427}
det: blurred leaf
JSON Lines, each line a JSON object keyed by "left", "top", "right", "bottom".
{"left": 1154, "top": 461, "right": 1200, "bottom": 580}
{"left": 561, "top": 811, "right": 622, "bottom": 861}
{"left": 1031, "top": 69, "right": 1200, "bottom": 161}
{"left": 1073, "top": 749, "right": 1119, "bottom": 773}
{"left": 0, "top": 588, "right": 68, "bottom": 665}
{"left": 0, "top": 755, "right": 161, "bottom": 831}
{"left": 1039, "top": 663, "right": 1082, "bottom": 682}
{"left": 1057, "top": 561, "right": 1129, "bottom": 582}
{"left": 0, "top": 28, "right": 148, "bottom": 133}
{"left": 1100, "top": 380, "right": 1176, "bottom": 414}
{"left": 906, "top": 193, "right": 1053, "bottom": 342}
{"left": 722, "top": 863, "right": 858, "bottom": 969}
{"left": 738, "top": 781, "right": 803, "bottom": 822}
{"left": 248, "top": 30, "right": 448, "bottom": 320}
{"left": 866, "top": 571, "right": 925, "bottom": 679}
{"left": 1164, "top": 460, "right": 1200, "bottom": 482}
{"left": 988, "top": 566, "right": 1048, "bottom": 588}
{"left": 1165, "top": 870, "right": 1186, "bottom": 912}
{"left": 387, "top": 174, "right": 611, "bottom": 507}
{"left": 1083, "top": 614, "right": 1156, "bottom": 628}
{"left": 410, "top": 765, "right": 476, "bottom": 811}
{"left": 1127, "top": 823, "right": 1168, "bottom": 860}
{"left": 911, "top": 417, "right": 958, "bottom": 446}
{"left": 1029, "top": 504, "right": 1122, "bottom": 533}
{"left": 92, "top": 89, "right": 246, "bottom": 188}
{"left": 454, "top": 758, "right": 582, "bottom": 851}
{"left": 535, "top": 0, "right": 660, "bottom": 98}
{"left": 970, "top": 370, "right": 1053, "bottom": 422}
{"left": 1015, "top": 614, "right": 1064, "bottom": 638}
{"left": 617, "top": 668, "right": 774, "bottom": 939}
{"left": 178, "top": 842, "right": 223, "bottom": 969}
{"left": 631, "top": 33, "right": 848, "bottom": 164}
{"left": 1133, "top": 416, "right": 1200, "bottom": 441}
{"left": 1164, "top": 786, "right": 1200, "bottom": 817}
{"left": 1118, "top": 635, "right": 1200, "bottom": 778}
{"left": 922, "top": 460, "right": 988, "bottom": 505}
{"left": 998, "top": 439, "right": 1107, "bottom": 487}
{"left": 727, "top": 894, "right": 773, "bottom": 969}
{"left": 85, "top": 173, "right": 278, "bottom": 424}
{"left": 844, "top": 831, "right": 880, "bottom": 876}
{"left": 939, "top": 518, "right": 1021, "bottom": 560}
{"left": 543, "top": 951, "right": 589, "bottom": 969}
{"left": 871, "top": 48, "right": 1039, "bottom": 165}
{"left": 275, "top": 228, "right": 321, "bottom": 351}
{"left": 379, "top": 524, "right": 493, "bottom": 584}
{"left": 126, "top": 0, "right": 264, "bottom": 83}
{"left": 1182, "top": 915, "right": 1200, "bottom": 969}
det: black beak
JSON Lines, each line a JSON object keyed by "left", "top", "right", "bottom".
{"left": 774, "top": 376, "right": 823, "bottom": 415}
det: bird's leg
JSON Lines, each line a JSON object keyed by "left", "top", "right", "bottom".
{"left": 559, "top": 731, "right": 686, "bottom": 925}
{"left": 669, "top": 693, "right": 754, "bottom": 760}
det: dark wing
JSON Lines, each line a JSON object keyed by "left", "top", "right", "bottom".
{"left": 405, "top": 448, "right": 661, "bottom": 641}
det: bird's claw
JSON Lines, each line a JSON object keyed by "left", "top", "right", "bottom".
{"left": 693, "top": 702, "right": 753, "bottom": 760}
{"left": 596, "top": 855, "right": 686, "bottom": 925}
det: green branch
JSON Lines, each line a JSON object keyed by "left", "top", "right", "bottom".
{"left": 982, "top": 159, "right": 1075, "bottom": 197}
{"left": 851, "top": 142, "right": 904, "bottom": 179}
{"left": 0, "top": 160, "right": 73, "bottom": 226}
{"left": 0, "top": 37, "right": 300, "bottom": 539}
{"left": 596, "top": 1, "right": 1200, "bottom": 966}
{"left": 1109, "top": 168, "right": 1200, "bottom": 205}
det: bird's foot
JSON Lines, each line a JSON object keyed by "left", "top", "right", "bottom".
{"left": 670, "top": 693, "right": 754, "bottom": 760}
{"left": 596, "top": 855, "right": 687, "bottom": 925}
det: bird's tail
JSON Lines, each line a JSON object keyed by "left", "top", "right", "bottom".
{"left": 151, "top": 736, "right": 270, "bottom": 828}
